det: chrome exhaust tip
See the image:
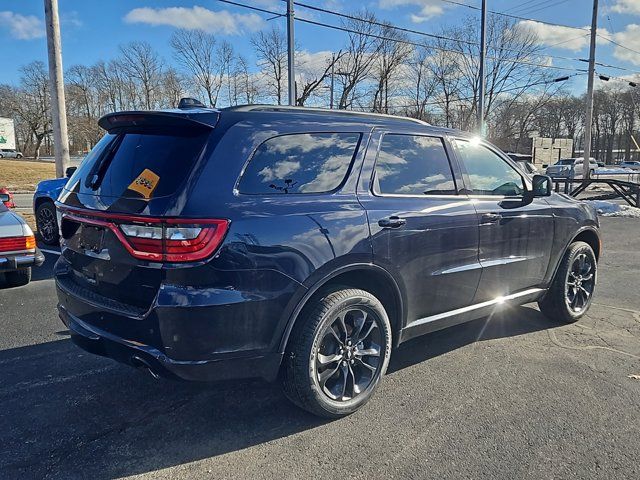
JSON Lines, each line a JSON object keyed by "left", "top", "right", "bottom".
{"left": 131, "top": 355, "right": 161, "bottom": 380}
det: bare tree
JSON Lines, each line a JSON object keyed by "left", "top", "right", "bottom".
{"left": 335, "top": 11, "right": 381, "bottom": 109}
{"left": 118, "top": 41, "right": 164, "bottom": 110}
{"left": 232, "top": 55, "right": 259, "bottom": 105}
{"left": 161, "top": 68, "right": 185, "bottom": 108}
{"left": 66, "top": 64, "right": 102, "bottom": 150}
{"left": 406, "top": 45, "right": 439, "bottom": 120}
{"left": 371, "top": 24, "right": 412, "bottom": 113}
{"left": 217, "top": 40, "right": 235, "bottom": 106}
{"left": 432, "top": 15, "right": 552, "bottom": 131}
{"left": 16, "top": 62, "right": 51, "bottom": 158}
{"left": 170, "top": 29, "right": 219, "bottom": 107}
{"left": 295, "top": 51, "right": 344, "bottom": 106}
{"left": 492, "top": 84, "right": 559, "bottom": 151}
{"left": 251, "top": 27, "right": 287, "bottom": 105}
{"left": 426, "top": 41, "right": 464, "bottom": 128}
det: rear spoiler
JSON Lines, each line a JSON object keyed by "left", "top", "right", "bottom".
{"left": 98, "top": 111, "right": 219, "bottom": 133}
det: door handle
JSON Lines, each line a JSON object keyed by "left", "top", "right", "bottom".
{"left": 481, "top": 213, "right": 501, "bottom": 224}
{"left": 378, "top": 216, "right": 406, "bottom": 229}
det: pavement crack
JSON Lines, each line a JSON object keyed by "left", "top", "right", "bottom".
{"left": 547, "top": 329, "right": 640, "bottom": 361}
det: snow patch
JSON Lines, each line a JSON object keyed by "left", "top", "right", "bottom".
{"left": 584, "top": 200, "right": 640, "bottom": 218}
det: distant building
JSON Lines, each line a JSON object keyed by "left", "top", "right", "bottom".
{"left": 0, "top": 117, "right": 16, "bottom": 150}
{"left": 531, "top": 137, "right": 573, "bottom": 167}
{"left": 493, "top": 136, "right": 573, "bottom": 167}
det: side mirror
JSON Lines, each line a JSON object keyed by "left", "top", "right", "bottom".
{"left": 530, "top": 174, "right": 552, "bottom": 197}
{"left": 0, "top": 193, "right": 10, "bottom": 204}
{"left": 65, "top": 166, "right": 77, "bottom": 178}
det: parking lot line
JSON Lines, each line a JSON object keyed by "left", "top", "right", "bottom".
{"left": 40, "top": 248, "right": 61, "bottom": 255}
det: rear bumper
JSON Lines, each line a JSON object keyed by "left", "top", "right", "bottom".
{"left": 0, "top": 249, "right": 45, "bottom": 271}
{"left": 546, "top": 171, "right": 571, "bottom": 178}
{"left": 59, "top": 304, "right": 284, "bottom": 382}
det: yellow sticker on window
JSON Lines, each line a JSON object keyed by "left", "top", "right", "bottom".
{"left": 128, "top": 169, "right": 160, "bottom": 199}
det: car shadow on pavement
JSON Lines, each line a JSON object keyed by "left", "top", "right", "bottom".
{"left": 0, "top": 339, "right": 326, "bottom": 480}
{"left": 0, "top": 305, "right": 560, "bottom": 479}
{"left": 388, "top": 305, "right": 559, "bottom": 374}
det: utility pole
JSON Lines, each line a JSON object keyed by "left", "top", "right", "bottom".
{"left": 44, "top": 0, "right": 70, "bottom": 178}
{"left": 286, "top": 0, "right": 296, "bottom": 106}
{"left": 477, "top": 0, "right": 487, "bottom": 136}
{"left": 583, "top": 0, "right": 599, "bottom": 180}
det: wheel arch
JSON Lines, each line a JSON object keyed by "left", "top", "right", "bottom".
{"left": 547, "top": 226, "right": 601, "bottom": 287}
{"left": 34, "top": 195, "right": 55, "bottom": 211}
{"left": 278, "top": 263, "right": 405, "bottom": 354}
{"left": 572, "top": 227, "right": 601, "bottom": 260}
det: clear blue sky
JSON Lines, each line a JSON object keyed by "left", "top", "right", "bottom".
{"left": 1, "top": 0, "right": 640, "bottom": 92}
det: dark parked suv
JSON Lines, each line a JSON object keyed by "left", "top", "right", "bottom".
{"left": 55, "top": 103, "right": 600, "bottom": 418}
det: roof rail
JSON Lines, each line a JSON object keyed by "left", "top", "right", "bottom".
{"left": 221, "top": 104, "right": 430, "bottom": 126}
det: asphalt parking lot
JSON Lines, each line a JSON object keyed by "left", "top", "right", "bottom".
{"left": 1, "top": 217, "right": 639, "bottom": 480}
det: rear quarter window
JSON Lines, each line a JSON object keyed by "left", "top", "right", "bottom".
{"left": 237, "top": 132, "right": 361, "bottom": 194}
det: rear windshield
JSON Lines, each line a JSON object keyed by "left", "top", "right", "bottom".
{"left": 557, "top": 159, "right": 575, "bottom": 165}
{"left": 67, "top": 129, "right": 209, "bottom": 199}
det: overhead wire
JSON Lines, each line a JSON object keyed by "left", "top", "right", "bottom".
{"left": 217, "top": 0, "right": 640, "bottom": 80}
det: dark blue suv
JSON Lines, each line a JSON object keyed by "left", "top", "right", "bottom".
{"left": 55, "top": 104, "right": 600, "bottom": 418}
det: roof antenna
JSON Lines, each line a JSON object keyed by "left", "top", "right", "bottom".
{"left": 178, "top": 97, "right": 207, "bottom": 109}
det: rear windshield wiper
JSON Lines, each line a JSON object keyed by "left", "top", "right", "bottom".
{"left": 85, "top": 133, "right": 125, "bottom": 190}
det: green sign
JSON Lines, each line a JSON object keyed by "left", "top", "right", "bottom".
{"left": 0, "top": 136, "right": 6, "bottom": 144}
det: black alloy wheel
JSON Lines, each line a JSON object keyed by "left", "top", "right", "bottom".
{"left": 538, "top": 241, "right": 597, "bottom": 323}
{"left": 283, "top": 288, "right": 392, "bottom": 418}
{"left": 36, "top": 202, "right": 59, "bottom": 245}
{"left": 565, "top": 251, "right": 595, "bottom": 314}
{"left": 314, "top": 306, "right": 383, "bottom": 402}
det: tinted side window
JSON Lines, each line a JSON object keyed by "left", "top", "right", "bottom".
{"left": 374, "top": 134, "right": 456, "bottom": 195}
{"left": 453, "top": 140, "right": 524, "bottom": 196}
{"left": 238, "top": 133, "right": 360, "bottom": 194}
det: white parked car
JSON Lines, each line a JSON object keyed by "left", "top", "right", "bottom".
{"left": 0, "top": 192, "right": 44, "bottom": 286}
{"left": 619, "top": 161, "right": 640, "bottom": 170}
{"left": 546, "top": 158, "right": 598, "bottom": 179}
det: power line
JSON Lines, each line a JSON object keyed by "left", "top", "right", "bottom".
{"left": 597, "top": 33, "right": 640, "bottom": 57}
{"left": 602, "top": 0, "right": 617, "bottom": 35}
{"left": 436, "top": 0, "right": 590, "bottom": 32}
{"left": 505, "top": 0, "right": 543, "bottom": 14}
{"left": 216, "top": 0, "right": 283, "bottom": 17}
{"left": 217, "top": 0, "right": 640, "bottom": 77}
{"left": 294, "top": 15, "right": 586, "bottom": 73}
{"left": 595, "top": 71, "right": 639, "bottom": 86}
{"left": 292, "top": 0, "right": 582, "bottom": 64}
{"left": 290, "top": 0, "right": 640, "bottom": 77}
{"left": 518, "top": 0, "right": 572, "bottom": 15}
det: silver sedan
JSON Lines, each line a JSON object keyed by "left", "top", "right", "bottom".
{"left": 0, "top": 192, "right": 44, "bottom": 286}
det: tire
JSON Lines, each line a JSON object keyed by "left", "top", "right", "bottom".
{"left": 538, "top": 241, "right": 596, "bottom": 324}
{"left": 0, "top": 154, "right": 3, "bottom": 158}
{"left": 4, "top": 267, "right": 31, "bottom": 287}
{"left": 36, "top": 201, "right": 59, "bottom": 245}
{"left": 282, "top": 288, "right": 392, "bottom": 418}
{"left": 16, "top": 154, "right": 22, "bottom": 159}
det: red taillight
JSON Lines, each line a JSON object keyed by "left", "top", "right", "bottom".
{"left": 61, "top": 209, "right": 229, "bottom": 263}
{"left": 0, "top": 235, "right": 36, "bottom": 252}
{"left": 120, "top": 220, "right": 228, "bottom": 262}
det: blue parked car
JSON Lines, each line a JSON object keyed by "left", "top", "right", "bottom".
{"left": 34, "top": 166, "right": 76, "bottom": 245}
{"left": 54, "top": 102, "right": 600, "bottom": 418}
